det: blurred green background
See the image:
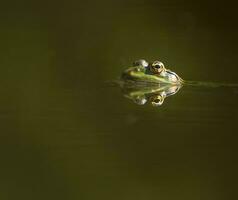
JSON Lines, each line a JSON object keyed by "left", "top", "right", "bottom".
{"left": 0, "top": 0, "right": 238, "bottom": 199}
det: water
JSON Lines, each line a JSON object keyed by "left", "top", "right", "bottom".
{"left": 1, "top": 0, "right": 238, "bottom": 199}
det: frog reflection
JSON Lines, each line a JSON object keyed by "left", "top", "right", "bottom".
{"left": 121, "top": 84, "right": 181, "bottom": 107}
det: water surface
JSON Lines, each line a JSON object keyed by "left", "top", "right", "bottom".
{"left": 0, "top": 0, "right": 238, "bottom": 199}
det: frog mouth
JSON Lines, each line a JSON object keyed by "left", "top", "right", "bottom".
{"left": 154, "top": 70, "right": 183, "bottom": 83}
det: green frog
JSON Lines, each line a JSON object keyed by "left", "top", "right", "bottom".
{"left": 121, "top": 59, "right": 183, "bottom": 85}
{"left": 119, "top": 59, "right": 238, "bottom": 106}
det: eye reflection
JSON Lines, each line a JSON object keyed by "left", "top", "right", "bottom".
{"left": 150, "top": 95, "right": 165, "bottom": 106}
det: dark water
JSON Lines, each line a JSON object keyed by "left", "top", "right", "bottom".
{"left": 1, "top": 1, "right": 238, "bottom": 199}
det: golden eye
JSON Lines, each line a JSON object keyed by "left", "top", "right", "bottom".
{"left": 150, "top": 61, "right": 165, "bottom": 73}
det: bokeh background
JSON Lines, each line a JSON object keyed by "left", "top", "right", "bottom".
{"left": 0, "top": 0, "right": 238, "bottom": 199}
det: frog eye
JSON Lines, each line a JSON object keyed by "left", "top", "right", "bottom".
{"left": 150, "top": 61, "right": 165, "bottom": 73}
{"left": 150, "top": 95, "right": 165, "bottom": 106}
{"left": 133, "top": 59, "right": 149, "bottom": 68}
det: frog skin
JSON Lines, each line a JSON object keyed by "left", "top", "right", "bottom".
{"left": 121, "top": 83, "right": 181, "bottom": 106}
{"left": 121, "top": 59, "right": 183, "bottom": 85}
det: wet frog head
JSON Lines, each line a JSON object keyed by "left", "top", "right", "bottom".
{"left": 121, "top": 59, "right": 183, "bottom": 84}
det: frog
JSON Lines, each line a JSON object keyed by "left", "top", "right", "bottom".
{"left": 121, "top": 59, "right": 183, "bottom": 85}
{"left": 118, "top": 59, "right": 238, "bottom": 106}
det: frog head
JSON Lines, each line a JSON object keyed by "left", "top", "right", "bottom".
{"left": 121, "top": 59, "right": 183, "bottom": 85}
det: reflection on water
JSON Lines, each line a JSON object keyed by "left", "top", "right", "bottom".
{"left": 119, "top": 81, "right": 181, "bottom": 106}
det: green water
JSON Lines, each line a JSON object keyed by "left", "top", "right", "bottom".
{"left": 0, "top": 1, "right": 238, "bottom": 199}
